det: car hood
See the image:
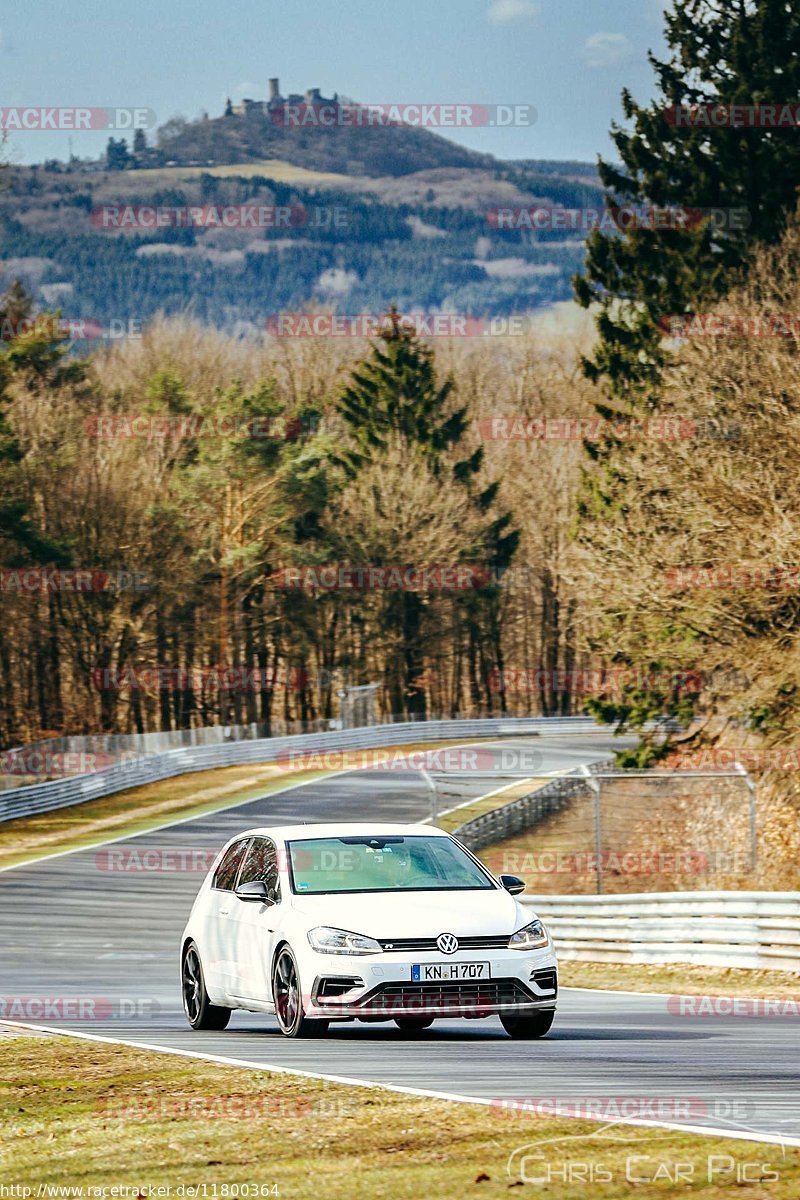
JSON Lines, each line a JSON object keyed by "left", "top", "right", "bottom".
{"left": 288, "top": 887, "right": 529, "bottom": 937}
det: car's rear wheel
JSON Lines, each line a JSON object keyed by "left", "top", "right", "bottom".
{"left": 181, "top": 942, "right": 231, "bottom": 1030}
{"left": 394, "top": 1016, "right": 434, "bottom": 1033}
{"left": 500, "top": 1008, "right": 555, "bottom": 1039}
{"left": 272, "top": 947, "right": 328, "bottom": 1038}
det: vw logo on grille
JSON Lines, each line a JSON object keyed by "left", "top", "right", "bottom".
{"left": 437, "top": 932, "right": 459, "bottom": 955}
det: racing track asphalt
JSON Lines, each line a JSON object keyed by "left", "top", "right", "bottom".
{"left": 1, "top": 734, "right": 798, "bottom": 1145}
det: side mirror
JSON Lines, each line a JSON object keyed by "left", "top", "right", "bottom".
{"left": 500, "top": 874, "right": 526, "bottom": 896}
{"left": 235, "top": 880, "right": 272, "bottom": 904}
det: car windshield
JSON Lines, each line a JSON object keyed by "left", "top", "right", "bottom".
{"left": 286, "top": 835, "right": 495, "bottom": 894}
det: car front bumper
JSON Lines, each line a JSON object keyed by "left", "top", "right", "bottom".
{"left": 303, "top": 947, "right": 558, "bottom": 1020}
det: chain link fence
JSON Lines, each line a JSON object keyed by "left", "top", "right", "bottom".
{"left": 456, "top": 764, "right": 760, "bottom": 894}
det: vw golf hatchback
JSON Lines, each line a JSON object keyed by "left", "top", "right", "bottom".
{"left": 180, "top": 822, "right": 558, "bottom": 1038}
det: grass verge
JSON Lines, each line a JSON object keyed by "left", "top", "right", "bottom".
{"left": 560, "top": 960, "right": 800, "bottom": 998}
{"left": 1, "top": 1032, "right": 797, "bottom": 1198}
{"left": 435, "top": 777, "right": 551, "bottom": 834}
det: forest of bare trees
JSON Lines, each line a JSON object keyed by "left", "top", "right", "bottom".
{"left": 0, "top": 296, "right": 598, "bottom": 744}
{"left": 4, "top": 213, "right": 800, "bottom": 805}
{"left": 3, "top": 0, "right": 800, "bottom": 781}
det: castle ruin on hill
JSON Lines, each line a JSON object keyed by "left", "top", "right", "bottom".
{"left": 229, "top": 78, "right": 339, "bottom": 119}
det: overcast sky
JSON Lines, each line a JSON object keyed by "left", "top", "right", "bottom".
{"left": 1, "top": 0, "right": 669, "bottom": 166}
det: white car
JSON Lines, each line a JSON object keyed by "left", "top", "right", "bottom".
{"left": 180, "top": 822, "right": 557, "bottom": 1039}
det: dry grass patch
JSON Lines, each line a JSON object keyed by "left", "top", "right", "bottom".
{"left": 436, "top": 777, "right": 552, "bottom": 834}
{"left": 1, "top": 1034, "right": 798, "bottom": 1198}
{"left": 561, "top": 959, "right": 800, "bottom": 998}
{"left": 122, "top": 159, "right": 355, "bottom": 187}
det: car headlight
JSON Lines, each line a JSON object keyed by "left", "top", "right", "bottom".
{"left": 508, "top": 919, "right": 549, "bottom": 950}
{"left": 307, "top": 926, "right": 382, "bottom": 955}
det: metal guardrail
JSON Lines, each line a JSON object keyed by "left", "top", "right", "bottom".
{"left": 0, "top": 716, "right": 605, "bottom": 824}
{"left": 520, "top": 891, "right": 800, "bottom": 971}
{"left": 453, "top": 761, "right": 609, "bottom": 852}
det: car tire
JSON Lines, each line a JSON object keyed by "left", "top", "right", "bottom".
{"left": 394, "top": 1017, "right": 434, "bottom": 1033}
{"left": 500, "top": 1008, "right": 555, "bottom": 1039}
{"left": 181, "top": 941, "right": 231, "bottom": 1031}
{"left": 272, "top": 946, "right": 329, "bottom": 1038}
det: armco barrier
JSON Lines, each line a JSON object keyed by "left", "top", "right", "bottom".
{"left": 0, "top": 716, "right": 606, "bottom": 825}
{"left": 453, "top": 762, "right": 607, "bottom": 852}
{"left": 520, "top": 891, "right": 800, "bottom": 971}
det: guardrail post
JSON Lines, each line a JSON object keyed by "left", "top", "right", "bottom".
{"left": 580, "top": 764, "right": 604, "bottom": 895}
{"left": 735, "top": 760, "right": 758, "bottom": 872}
{"left": 420, "top": 767, "right": 437, "bottom": 826}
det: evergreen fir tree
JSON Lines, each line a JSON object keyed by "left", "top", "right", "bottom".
{"left": 574, "top": 0, "right": 800, "bottom": 479}
{"left": 335, "top": 307, "right": 518, "bottom": 717}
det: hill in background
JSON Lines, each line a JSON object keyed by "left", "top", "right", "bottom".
{"left": 0, "top": 84, "right": 604, "bottom": 332}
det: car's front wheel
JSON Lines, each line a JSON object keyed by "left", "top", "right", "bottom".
{"left": 272, "top": 946, "right": 329, "bottom": 1038}
{"left": 181, "top": 941, "right": 231, "bottom": 1030}
{"left": 500, "top": 1008, "right": 555, "bottom": 1039}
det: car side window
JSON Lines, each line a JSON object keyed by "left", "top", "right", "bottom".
{"left": 213, "top": 838, "right": 249, "bottom": 891}
{"left": 238, "top": 837, "right": 281, "bottom": 904}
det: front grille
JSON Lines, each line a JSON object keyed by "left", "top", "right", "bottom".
{"left": 377, "top": 934, "right": 510, "bottom": 952}
{"left": 355, "top": 978, "right": 537, "bottom": 1013}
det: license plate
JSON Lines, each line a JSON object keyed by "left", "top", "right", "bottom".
{"left": 411, "top": 961, "right": 490, "bottom": 982}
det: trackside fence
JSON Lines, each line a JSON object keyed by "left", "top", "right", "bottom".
{"left": 453, "top": 763, "right": 757, "bottom": 895}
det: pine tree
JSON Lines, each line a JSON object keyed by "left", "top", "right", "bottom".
{"left": 574, "top": 0, "right": 800, "bottom": 454}
{"left": 571, "top": 0, "right": 800, "bottom": 747}
{"left": 105, "top": 137, "right": 131, "bottom": 171}
{"left": 335, "top": 308, "right": 518, "bottom": 718}
{"left": 335, "top": 307, "right": 481, "bottom": 481}
{"left": 0, "top": 284, "right": 77, "bottom": 563}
